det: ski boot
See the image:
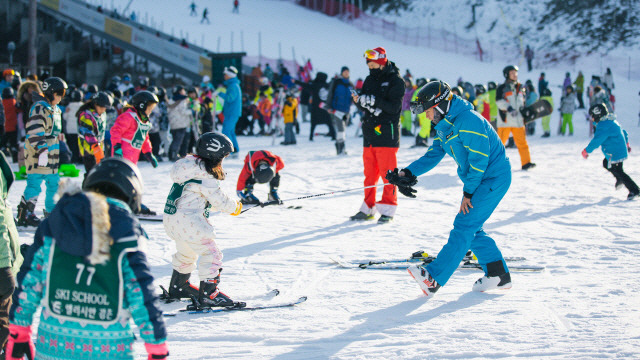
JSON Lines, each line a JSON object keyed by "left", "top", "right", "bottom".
{"left": 239, "top": 188, "right": 261, "bottom": 205}
{"left": 377, "top": 215, "right": 393, "bottom": 224}
{"left": 472, "top": 260, "right": 512, "bottom": 292}
{"left": 166, "top": 270, "right": 200, "bottom": 300}
{"left": 198, "top": 270, "right": 245, "bottom": 308}
{"left": 411, "top": 134, "right": 428, "bottom": 148}
{"left": 139, "top": 204, "right": 157, "bottom": 216}
{"left": 16, "top": 196, "right": 41, "bottom": 228}
{"left": 268, "top": 188, "right": 282, "bottom": 204}
{"left": 335, "top": 141, "right": 346, "bottom": 155}
{"left": 349, "top": 211, "right": 374, "bottom": 221}
{"left": 408, "top": 264, "right": 440, "bottom": 298}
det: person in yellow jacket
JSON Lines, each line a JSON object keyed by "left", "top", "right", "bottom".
{"left": 495, "top": 65, "right": 536, "bottom": 170}
{"left": 487, "top": 81, "right": 498, "bottom": 129}
{"left": 540, "top": 88, "right": 553, "bottom": 137}
{"left": 410, "top": 78, "right": 430, "bottom": 147}
{"left": 281, "top": 91, "right": 298, "bottom": 145}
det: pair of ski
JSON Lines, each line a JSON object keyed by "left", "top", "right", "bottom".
{"left": 160, "top": 286, "right": 307, "bottom": 316}
{"left": 332, "top": 251, "right": 544, "bottom": 272}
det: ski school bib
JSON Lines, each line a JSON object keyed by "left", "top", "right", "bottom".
{"left": 122, "top": 112, "right": 152, "bottom": 149}
{"left": 44, "top": 237, "right": 139, "bottom": 325}
{"left": 164, "top": 179, "right": 212, "bottom": 217}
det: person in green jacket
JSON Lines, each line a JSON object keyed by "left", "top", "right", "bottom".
{"left": 411, "top": 78, "right": 430, "bottom": 147}
{"left": 574, "top": 70, "right": 585, "bottom": 109}
{"left": 540, "top": 88, "right": 554, "bottom": 137}
{"left": 0, "top": 151, "right": 23, "bottom": 350}
{"left": 487, "top": 81, "right": 498, "bottom": 130}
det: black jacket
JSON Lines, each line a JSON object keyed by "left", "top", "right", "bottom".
{"left": 297, "top": 73, "right": 331, "bottom": 125}
{"left": 356, "top": 61, "right": 405, "bottom": 148}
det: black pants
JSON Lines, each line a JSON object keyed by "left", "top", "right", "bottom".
{"left": 3, "top": 131, "right": 18, "bottom": 162}
{"left": 83, "top": 154, "right": 97, "bottom": 177}
{"left": 65, "top": 133, "right": 81, "bottom": 163}
{"left": 169, "top": 128, "right": 187, "bottom": 158}
{"left": 604, "top": 159, "right": 639, "bottom": 194}
{"left": 149, "top": 132, "right": 162, "bottom": 158}
{"left": 577, "top": 91, "right": 585, "bottom": 108}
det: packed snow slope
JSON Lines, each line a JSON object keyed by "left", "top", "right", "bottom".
{"left": 106, "top": 0, "right": 640, "bottom": 80}
{"left": 12, "top": 72, "right": 640, "bottom": 360}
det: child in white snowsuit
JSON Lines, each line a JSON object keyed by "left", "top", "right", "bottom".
{"left": 163, "top": 132, "right": 243, "bottom": 307}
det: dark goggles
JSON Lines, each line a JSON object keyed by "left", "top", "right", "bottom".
{"left": 409, "top": 101, "right": 425, "bottom": 115}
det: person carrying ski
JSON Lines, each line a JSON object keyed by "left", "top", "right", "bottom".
{"left": 582, "top": 104, "right": 638, "bottom": 200}
{"left": 164, "top": 133, "right": 243, "bottom": 308}
{"left": 8, "top": 157, "right": 169, "bottom": 360}
{"left": 236, "top": 150, "right": 284, "bottom": 204}
{"left": 350, "top": 47, "right": 405, "bottom": 224}
{"left": 388, "top": 80, "right": 512, "bottom": 298}
{"left": 17, "top": 77, "right": 67, "bottom": 227}
{"left": 495, "top": 65, "right": 536, "bottom": 170}
{"left": 77, "top": 92, "right": 113, "bottom": 174}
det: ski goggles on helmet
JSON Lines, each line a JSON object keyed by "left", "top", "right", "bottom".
{"left": 409, "top": 101, "right": 425, "bottom": 115}
{"left": 363, "top": 49, "right": 386, "bottom": 61}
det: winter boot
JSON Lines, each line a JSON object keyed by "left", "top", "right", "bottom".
{"left": 472, "top": 260, "right": 512, "bottom": 292}
{"left": 16, "top": 197, "right": 41, "bottom": 228}
{"left": 541, "top": 132, "right": 550, "bottom": 138}
{"left": 268, "top": 188, "right": 281, "bottom": 203}
{"left": 349, "top": 211, "right": 374, "bottom": 221}
{"left": 407, "top": 264, "right": 440, "bottom": 298}
{"left": 521, "top": 162, "right": 536, "bottom": 171}
{"left": 335, "top": 141, "right": 346, "bottom": 155}
{"left": 198, "top": 270, "right": 244, "bottom": 308}
{"left": 377, "top": 215, "right": 393, "bottom": 224}
{"left": 411, "top": 134, "right": 428, "bottom": 148}
{"left": 628, "top": 192, "right": 639, "bottom": 201}
{"left": 168, "top": 270, "right": 200, "bottom": 300}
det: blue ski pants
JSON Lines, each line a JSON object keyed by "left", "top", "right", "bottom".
{"left": 23, "top": 173, "right": 60, "bottom": 212}
{"left": 222, "top": 116, "right": 239, "bottom": 153}
{"left": 426, "top": 171, "right": 511, "bottom": 285}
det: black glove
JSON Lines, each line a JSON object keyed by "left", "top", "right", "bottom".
{"left": 386, "top": 168, "right": 418, "bottom": 198}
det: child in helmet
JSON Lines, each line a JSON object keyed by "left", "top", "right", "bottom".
{"left": 163, "top": 132, "right": 243, "bottom": 307}
{"left": 582, "top": 104, "right": 639, "bottom": 200}
{"left": 18, "top": 77, "right": 67, "bottom": 227}
{"left": 236, "top": 150, "right": 285, "bottom": 204}
{"left": 8, "top": 157, "right": 169, "bottom": 360}
{"left": 109, "top": 90, "right": 159, "bottom": 168}
{"left": 77, "top": 92, "right": 113, "bottom": 173}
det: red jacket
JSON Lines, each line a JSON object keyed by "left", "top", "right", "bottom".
{"left": 2, "top": 98, "right": 17, "bottom": 132}
{"left": 236, "top": 150, "right": 284, "bottom": 190}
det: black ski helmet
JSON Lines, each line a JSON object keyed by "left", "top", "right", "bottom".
{"left": 82, "top": 157, "right": 144, "bottom": 212}
{"left": 87, "top": 84, "right": 99, "bottom": 94}
{"left": 130, "top": 90, "right": 159, "bottom": 115}
{"left": 111, "top": 75, "right": 121, "bottom": 84}
{"left": 475, "top": 84, "right": 487, "bottom": 96}
{"left": 147, "top": 86, "right": 159, "bottom": 95}
{"left": 138, "top": 76, "right": 149, "bottom": 88}
{"left": 93, "top": 91, "right": 113, "bottom": 108}
{"left": 503, "top": 65, "right": 518, "bottom": 79}
{"left": 542, "top": 88, "right": 552, "bottom": 97}
{"left": 157, "top": 87, "right": 166, "bottom": 99}
{"left": 253, "top": 162, "right": 275, "bottom": 184}
{"left": 195, "top": 132, "right": 234, "bottom": 161}
{"left": 410, "top": 80, "right": 453, "bottom": 116}
{"left": 2, "top": 87, "right": 14, "bottom": 99}
{"left": 588, "top": 104, "right": 608, "bottom": 122}
{"left": 488, "top": 81, "right": 497, "bottom": 90}
{"left": 42, "top": 77, "right": 68, "bottom": 101}
{"left": 112, "top": 89, "right": 123, "bottom": 99}
{"left": 70, "top": 89, "right": 83, "bottom": 102}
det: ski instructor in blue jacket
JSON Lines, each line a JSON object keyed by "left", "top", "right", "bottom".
{"left": 386, "top": 80, "right": 513, "bottom": 299}
{"left": 216, "top": 66, "right": 242, "bottom": 155}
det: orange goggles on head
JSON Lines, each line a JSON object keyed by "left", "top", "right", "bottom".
{"left": 363, "top": 49, "right": 386, "bottom": 61}
{"left": 3, "top": 69, "right": 15, "bottom": 77}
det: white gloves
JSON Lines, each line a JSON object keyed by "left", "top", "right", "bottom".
{"left": 358, "top": 95, "right": 380, "bottom": 116}
{"left": 38, "top": 151, "right": 48, "bottom": 167}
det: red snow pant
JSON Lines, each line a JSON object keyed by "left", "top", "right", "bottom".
{"left": 362, "top": 146, "right": 398, "bottom": 217}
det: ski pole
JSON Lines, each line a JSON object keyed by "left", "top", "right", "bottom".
{"left": 240, "top": 182, "right": 393, "bottom": 213}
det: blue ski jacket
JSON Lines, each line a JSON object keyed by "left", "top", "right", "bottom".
{"left": 585, "top": 114, "right": 629, "bottom": 163}
{"left": 406, "top": 95, "right": 511, "bottom": 196}
{"left": 219, "top": 77, "right": 242, "bottom": 122}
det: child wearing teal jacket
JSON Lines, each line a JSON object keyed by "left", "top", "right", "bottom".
{"left": 8, "top": 158, "right": 168, "bottom": 360}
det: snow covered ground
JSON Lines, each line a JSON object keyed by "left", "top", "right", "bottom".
{"left": 12, "top": 90, "right": 640, "bottom": 359}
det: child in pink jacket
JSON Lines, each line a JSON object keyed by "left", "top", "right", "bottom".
{"left": 110, "top": 90, "right": 159, "bottom": 167}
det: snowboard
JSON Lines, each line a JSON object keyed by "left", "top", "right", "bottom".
{"left": 521, "top": 99, "right": 553, "bottom": 124}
